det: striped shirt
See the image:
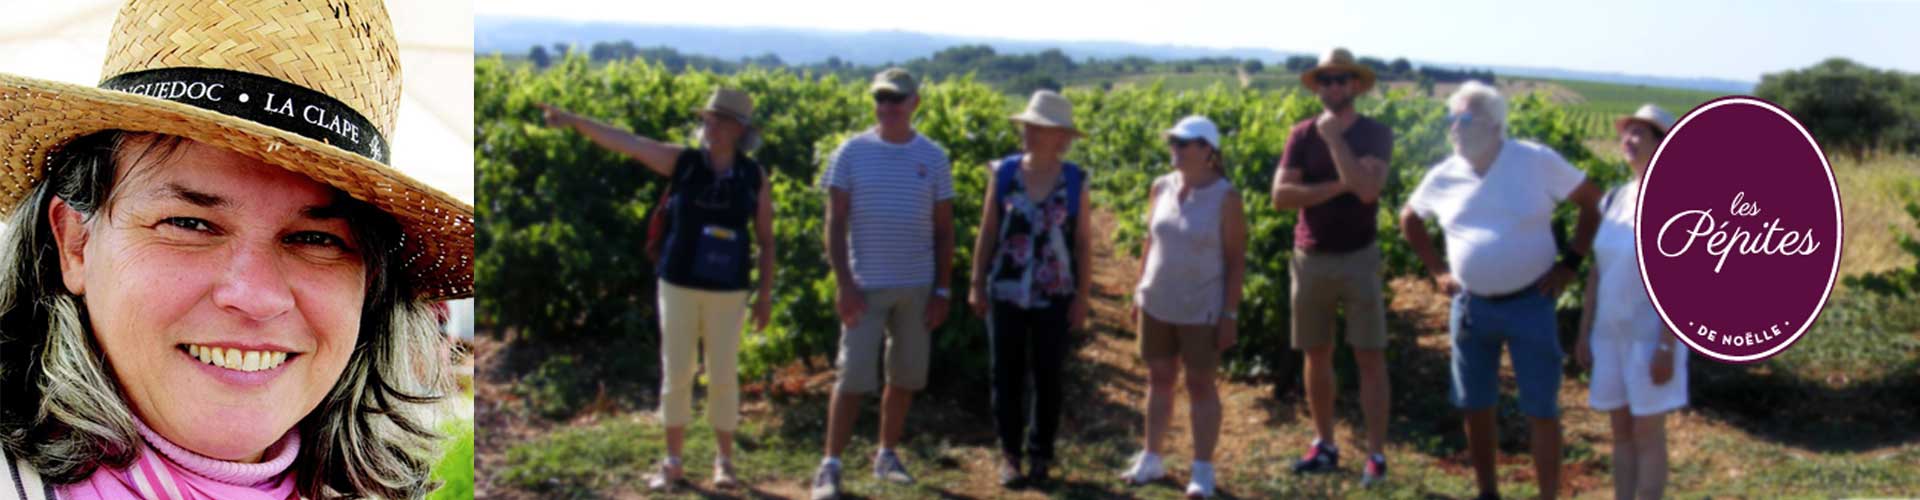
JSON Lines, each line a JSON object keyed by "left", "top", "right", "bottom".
{"left": 819, "top": 129, "right": 954, "bottom": 289}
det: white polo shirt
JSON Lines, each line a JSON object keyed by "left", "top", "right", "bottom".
{"left": 1406, "top": 139, "right": 1586, "bottom": 295}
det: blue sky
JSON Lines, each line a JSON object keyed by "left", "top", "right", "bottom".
{"left": 475, "top": 0, "right": 1918, "bottom": 83}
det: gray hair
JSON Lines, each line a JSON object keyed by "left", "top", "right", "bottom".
{"left": 0, "top": 131, "right": 456, "bottom": 500}
{"left": 1448, "top": 80, "right": 1508, "bottom": 135}
{"left": 692, "top": 123, "right": 763, "bottom": 153}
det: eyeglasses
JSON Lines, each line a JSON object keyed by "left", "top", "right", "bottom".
{"left": 873, "top": 92, "right": 910, "bottom": 105}
{"left": 1168, "top": 137, "right": 1202, "bottom": 149}
{"left": 1314, "top": 73, "right": 1354, "bottom": 86}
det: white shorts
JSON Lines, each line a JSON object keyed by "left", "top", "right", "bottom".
{"left": 1588, "top": 337, "right": 1689, "bottom": 416}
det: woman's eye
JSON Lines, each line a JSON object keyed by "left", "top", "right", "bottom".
{"left": 286, "top": 231, "right": 351, "bottom": 251}
{"left": 160, "top": 217, "right": 215, "bottom": 233}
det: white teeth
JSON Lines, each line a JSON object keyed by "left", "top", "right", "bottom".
{"left": 183, "top": 344, "right": 291, "bottom": 372}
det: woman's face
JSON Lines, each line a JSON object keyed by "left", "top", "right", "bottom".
{"left": 1020, "top": 123, "right": 1075, "bottom": 157}
{"left": 50, "top": 136, "right": 366, "bottom": 462}
{"left": 1619, "top": 121, "right": 1659, "bottom": 174}
{"left": 1168, "top": 137, "right": 1213, "bottom": 172}
{"left": 702, "top": 112, "right": 745, "bottom": 150}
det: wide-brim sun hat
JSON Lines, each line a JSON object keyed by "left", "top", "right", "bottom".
{"left": 1615, "top": 103, "right": 1676, "bottom": 136}
{"left": 1163, "top": 115, "right": 1221, "bottom": 150}
{"left": 1300, "top": 47, "right": 1377, "bottom": 94}
{"left": 0, "top": 0, "right": 473, "bottom": 300}
{"left": 695, "top": 87, "right": 755, "bottom": 127}
{"left": 1009, "top": 90, "right": 1082, "bottom": 136}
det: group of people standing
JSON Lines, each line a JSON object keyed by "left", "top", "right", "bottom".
{"left": 538, "top": 46, "right": 1691, "bottom": 500}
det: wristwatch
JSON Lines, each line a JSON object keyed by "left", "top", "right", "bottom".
{"left": 933, "top": 287, "right": 950, "bottom": 299}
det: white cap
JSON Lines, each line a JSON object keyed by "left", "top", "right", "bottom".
{"left": 1164, "top": 115, "right": 1221, "bottom": 150}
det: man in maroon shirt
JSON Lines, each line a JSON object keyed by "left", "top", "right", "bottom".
{"left": 1269, "top": 47, "right": 1395, "bottom": 487}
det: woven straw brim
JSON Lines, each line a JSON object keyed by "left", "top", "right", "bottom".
{"left": 0, "top": 73, "right": 473, "bottom": 300}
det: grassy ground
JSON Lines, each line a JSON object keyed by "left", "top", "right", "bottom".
{"left": 477, "top": 206, "right": 1920, "bottom": 499}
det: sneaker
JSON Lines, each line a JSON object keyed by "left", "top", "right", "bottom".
{"left": 1290, "top": 440, "right": 1340, "bottom": 474}
{"left": 1184, "top": 461, "right": 1217, "bottom": 499}
{"left": 1119, "top": 451, "right": 1166, "bottom": 485}
{"left": 809, "top": 462, "right": 841, "bottom": 500}
{"left": 713, "top": 458, "right": 742, "bottom": 489}
{"left": 997, "top": 456, "right": 1024, "bottom": 489}
{"left": 646, "top": 459, "right": 685, "bottom": 492}
{"left": 873, "top": 449, "right": 915, "bottom": 485}
{"left": 1360, "top": 453, "right": 1388, "bottom": 487}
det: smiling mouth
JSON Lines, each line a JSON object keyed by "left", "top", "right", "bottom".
{"left": 179, "top": 344, "right": 297, "bottom": 372}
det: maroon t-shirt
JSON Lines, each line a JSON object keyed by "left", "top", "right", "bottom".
{"left": 1278, "top": 115, "right": 1394, "bottom": 253}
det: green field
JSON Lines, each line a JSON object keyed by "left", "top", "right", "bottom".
{"left": 1526, "top": 77, "right": 1732, "bottom": 139}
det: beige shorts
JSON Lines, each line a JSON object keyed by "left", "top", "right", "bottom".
{"left": 1290, "top": 243, "right": 1389, "bottom": 350}
{"left": 834, "top": 286, "right": 931, "bottom": 393}
{"left": 1137, "top": 311, "right": 1221, "bottom": 373}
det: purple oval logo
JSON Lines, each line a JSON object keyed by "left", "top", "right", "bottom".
{"left": 1637, "top": 96, "right": 1843, "bottom": 363}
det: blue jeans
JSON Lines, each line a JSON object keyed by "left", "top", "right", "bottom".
{"left": 1448, "top": 290, "right": 1563, "bottom": 418}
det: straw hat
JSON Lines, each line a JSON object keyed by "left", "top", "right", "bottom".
{"left": 1010, "top": 90, "right": 1081, "bottom": 135}
{"left": 697, "top": 87, "right": 754, "bottom": 126}
{"left": 0, "top": 0, "right": 473, "bottom": 300}
{"left": 1615, "top": 103, "right": 1676, "bottom": 136}
{"left": 1300, "top": 47, "right": 1377, "bottom": 94}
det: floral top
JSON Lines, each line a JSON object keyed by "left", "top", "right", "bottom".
{"left": 987, "top": 156, "right": 1085, "bottom": 310}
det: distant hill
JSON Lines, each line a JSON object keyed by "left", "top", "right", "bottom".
{"left": 475, "top": 17, "right": 1754, "bottom": 94}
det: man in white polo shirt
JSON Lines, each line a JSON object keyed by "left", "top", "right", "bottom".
{"left": 1400, "top": 81, "right": 1602, "bottom": 500}
{"left": 811, "top": 67, "right": 956, "bottom": 500}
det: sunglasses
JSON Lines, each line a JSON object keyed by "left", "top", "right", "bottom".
{"left": 1314, "top": 73, "right": 1355, "bottom": 86}
{"left": 1446, "top": 110, "right": 1477, "bottom": 128}
{"left": 1167, "top": 137, "right": 1206, "bottom": 149}
{"left": 873, "top": 92, "right": 910, "bottom": 105}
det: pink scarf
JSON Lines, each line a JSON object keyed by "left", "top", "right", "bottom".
{"left": 57, "top": 419, "right": 300, "bottom": 500}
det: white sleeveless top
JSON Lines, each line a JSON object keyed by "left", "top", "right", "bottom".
{"left": 1591, "top": 182, "right": 1664, "bottom": 341}
{"left": 1134, "top": 173, "right": 1233, "bottom": 325}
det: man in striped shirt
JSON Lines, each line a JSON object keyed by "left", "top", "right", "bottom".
{"left": 811, "top": 68, "right": 955, "bottom": 500}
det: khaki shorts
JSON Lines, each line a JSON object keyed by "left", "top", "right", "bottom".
{"left": 834, "top": 286, "right": 931, "bottom": 393}
{"left": 1290, "top": 243, "right": 1389, "bottom": 350}
{"left": 1138, "top": 311, "right": 1221, "bottom": 373}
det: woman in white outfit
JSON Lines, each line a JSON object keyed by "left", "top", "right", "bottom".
{"left": 1576, "top": 103, "right": 1688, "bottom": 500}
